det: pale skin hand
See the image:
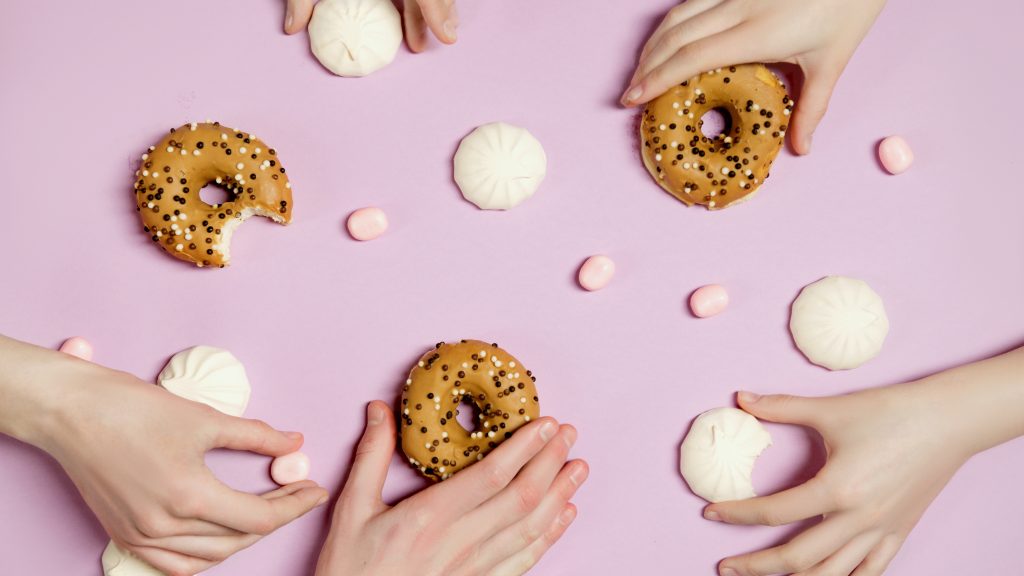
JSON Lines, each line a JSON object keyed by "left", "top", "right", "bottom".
{"left": 706, "top": 346, "right": 1024, "bottom": 576}
{"left": 284, "top": 0, "right": 459, "bottom": 52}
{"left": 0, "top": 336, "right": 329, "bottom": 576}
{"left": 315, "top": 401, "right": 588, "bottom": 576}
{"left": 622, "top": 0, "right": 888, "bottom": 154}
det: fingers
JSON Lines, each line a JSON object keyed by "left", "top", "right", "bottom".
{"left": 200, "top": 480, "right": 328, "bottom": 535}
{"left": 736, "top": 391, "right": 827, "bottom": 429}
{"left": 284, "top": 0, "right": 314, "bottom": 34}
{"left": 851, "top": 534, "right": 904, "bottom": 576}
{"left": 212, "top": 416, "right": 304, "bottom": 457}
{"left": 404, "top": 0, "right": 430, "bottom": 53}
{"left": 622, "top": 23, "right": 756, "bottom": 107}
{"left": 431, "top": 417, "right": 559, "bottom": 518}
{"left": 797, "top": 532, "right": 879, "bottom": 576}
{"left": 634, "top": 6, "right": 740, "bottom": 85}
{"left": 468, "top": 459, "right": 588, "bottom": 573}
{"left": 485, "top": 504, "right": 578, "bottom": 576}
{"left": 719, "top": 514, "right": 859, "bottom": 576}
{"left": 127, "top": 544, "right": 215, "bottom": 576}
{"left": 459, "top": 425, "right": 577, "bottom": 539}
{"left": 639, "top": 0, "right": 725, "bottom": 64}
{"left": 411, "top": 0, "right": 458, "bottom": 45}
{"left": 337, "top": 401, "right": 395, "bottom": 521}
{"left": 142, "top": 533, "right": 260, "bottom": 563}
{"left": 789, "top": 65, "right": 841, "bottom": 155}
{"left": 704, "top": 476, "right": 834, "bottom": 526}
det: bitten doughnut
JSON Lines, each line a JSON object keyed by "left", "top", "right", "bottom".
{"left": 400, "top": 340, "right": 540, "bottom": 481}
{"left": 640, "top": 64, "right": 792, "bottom": 210}
{"left": 133, "top": 122, "right": 293, "bottom": 268}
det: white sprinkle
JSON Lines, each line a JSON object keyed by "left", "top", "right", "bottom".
{"left": 759, "top": 129, "right": 766, "bottom": 135}
{"left": 166, "top": 147, "right": 174, "bottom": 153}
{"left": 434, "top": 404, "right": 440, "bottom": 411}
{"left": 783, "top": 109, "right": 791, "bottom": 115}
{"left": 695, "top": 89, "right": 702, "bottom": 95}
{"left": 142, "top": 170, "right": 149, "bottom": 177}
{"left": 677, "top": 111, "right": 684, "bottom": 117}
{"left": 672, "top": 102, "right": 680, "bottom": 109}
{"left": 175, "top": 244, "right": 183, "bottom": 251}
{"left": 439, "top": 467, "right": 446, "bottom": 473}
{"left": 141, "top": 153, "right": 149, "bottom": 161}
{"left": 406, "top": 378, "right": 412, "bottom": 385}
{"left": 239, "top": 147, "right": 247, "bottom": 154}
{"left": 147, "top": 202, "right": 154, "bottom": 209}
{"left": 442, "top": 432, "right": 449, "bottom": 438}
{"left": 710, "top": 190, "right": 717, "bottom": 196}
{"left": 683, "top": 163, "right": 691, "bottom": 169}
{"left": 215, "top": 177, "right": 222, "bottom": 184}
{"left": 170, "top": 216, "right": 178, "bottom": 223}
{"left": 424, "top": 443, "right": 431, "bottom": 449}
{"left": 221, "top": 134, "right": 228, "bottom": 141}
{"left": 659, "top": 124, "right": 666, "bottom": 131}
{"left": 479, "top": 350, "right": 486, "bottom": 358}
{"left": 418, "top": 361, "right": 425, "bottom": 367}
{"left": 190, "top": 123, "right": 197, "bottom": 131}
{"left": 753, "top": 104, "right": 760, "bottom": 111}
{"left": 285, "top": 182, "right": 291, "bottom": 189}
{"left": 184, "top": 233, "right": 192, "bottom": 241}
{"left": 655, "top": 154, "right": 663, "bottom": 162}
{"left": 255, "top": 148, "right": 261, "bottom": 154}
{"left": 708, "top": 201, "right": 717, "bottom": 208}
{"left": 487, "top": 431, "right": 495, "bottom": 438}
{"left": 179, "top": 213, "right": 187, "bottom": 220}
{"left": 477, "top": 454, "right": 483, "bottom": 461}
{"left": 236, "top": 163, "right": 244, "bottom": 170}
{"left": 524, "top": 416, "right": 531, "bottom": 422}
{"left": 520, "top": 397, "right": 527, "bottom": 404}
{"left": 404, "top": 408, "right": 409, "bottom": 415}
{"left": 684, "top": 100, "right": 692, "bottom": 107}
{"left": 193, "top": 150, "right": 200, "bottom": 156}
{"left": 721, "top": 167, "right": 729, "bottom": 175}
{"left": 462, "top": 362, "right": 468, "bottom": 368}
{"left": 235, "top": 174, "right": 243, "bottom": 182}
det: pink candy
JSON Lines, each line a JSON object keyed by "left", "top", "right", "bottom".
{"left": 59, "top": 337, "right": 94, "bottom": 361}
{"left": 578, "top": 255, "right": 615, "bottom": 291}
{"left": 346, "top": 207, "right": 389, "bottom": 241}
{"left": 689, "top": 285, "right": 729, "bottom": 318}
{"left": 271, "top": 452, "right": 311, "bottom": 485}
{"left": 878, "top": 136, "right": 913, "bottom": 175}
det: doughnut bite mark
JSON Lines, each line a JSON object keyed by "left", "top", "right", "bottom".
{"left": 399, "top": 340, "right": 541, "bottom": 481}
{"left": 133, "top": 122, "right": 293, "bottom": 268}
{"left": 640, "top": 64, "right": 790, "bottom": 210}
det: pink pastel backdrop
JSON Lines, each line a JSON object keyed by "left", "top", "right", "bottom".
{"left": 1, "top": 0, "right": 1023, "bottom": 574}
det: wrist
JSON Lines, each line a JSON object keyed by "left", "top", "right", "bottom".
{"left": 0, "top": 336, "right": 83, "bottom": 451}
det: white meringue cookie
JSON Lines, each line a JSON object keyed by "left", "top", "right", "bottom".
{"left": 102, "top": 542, "right": 166, "bottom": 576}
{"left": 454, "top": 122, "right": 547, "bottom": 210}
{"left": 680, "top": 408, "right": 772, "bottom": 503}
{"left": 308, "top": 0, "right": 403, "bottom": 77}
{"left": 157, "top": 345, "right": 251, "bottom": 417}
{"left": 790, "top": 276, "right": 890, "bottom": 371}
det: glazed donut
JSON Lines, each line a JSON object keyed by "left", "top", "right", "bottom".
{"left": 399, "top": 340, "right": 540, "bottom": 481}
{"left": 640, "top": 64, "right": 792, "bottom": 210}
{"left": 133, "top": 122, "right": 293, "bottom": 268}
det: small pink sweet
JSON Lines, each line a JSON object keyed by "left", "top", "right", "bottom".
{"left": 59, "top": 337, "right": 94, "bottom": 361}
{"left": 346, "top": 207, "right": 389, "bottom": 241}
{"left": 689, "top": 285, "right": 729, "bottom": 318}
{"left": 271, "top": 452, "right": 311, "bottom": 485}
{"left": 878, "top": 136, "right": 914, "bottom": 175}
{"left": 578, "top": 255, "right": 615, "bottom": 291}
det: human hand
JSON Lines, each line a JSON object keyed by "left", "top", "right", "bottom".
{"left": 622, "top": 0, "right": 887, "bottom": 154}
{"left": 39, "top": 358, "right": 328, "bottom": 576}
{"left": 315, "top": 401, "right": 587, "bottom": 576}
{"left": 703, "top": 385, "right": 969, "bottom": 576}
{"left": 284, "top": 0, "right": 459, "bottom": 53}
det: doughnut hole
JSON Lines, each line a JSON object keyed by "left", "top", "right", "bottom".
{"left": 699, "top": 106, "right": 733, "bottom": 139}
{"left": 199, "top": 184, "right": 232, "bottom": 207}
{"left": 456, "top": 397, "right": 481, "bottom": 434}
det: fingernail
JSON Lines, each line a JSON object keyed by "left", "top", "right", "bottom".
{"left": 558, "top": 506, "right": 577, "bottom": 526}
{"left": 622, "top": 85, "right": 643, "bottom": 105}
{"left": 285, "top": 9, "right": 293, "bottom": 31}
{"left": 316, "top": 494, "right": 329, "bottom": 506}
{"left": 443, "top": 20, "right": 458, "bottom": 41}
{"left": 562, "top": 427, "right": 577, "bottom": 448}
{"left": 720, "top": 568, "right": 738, "bottom": 576}
{"left": 569, "top": 463, "right": 588, "bottom": 486}
{"left": 367, "top": 403, "right": 384, "bottom": 425}
{"left": 704, "top": 508, "right": 721, "bottom": 522}
{"left": 738, "top": 391, "right": 761, "bottom": 404}
{"left": 539, "top": 420, "right": 557, "bottom": 442}
{"left": 285, "top": 431, "right": 303, "bottom": 441}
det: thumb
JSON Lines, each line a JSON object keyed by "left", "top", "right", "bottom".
{"left": 214, "top": 417, "right": 304, "bottom": 457}
{"left": 284, "top": 0, "right": 314, "bottom": 35}
{"left": 338, "top": 401, "right": 395, "bottom": 520}
{"left": 737, "top": 391, "right": 824, "bottom": 429}
{"left": 790, "top": 64, "right": 841, "bottom": 155}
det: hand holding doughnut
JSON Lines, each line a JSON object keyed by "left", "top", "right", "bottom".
{"left": 315, "top": 402, "right": 587, "bottom": 576}
{"left": 623, "top": 0, "right": 888, "bottom": 155}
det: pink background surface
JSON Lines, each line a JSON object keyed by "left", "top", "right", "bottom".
{"left": 1, "top": 0, "right": 1023, "bottom": 574}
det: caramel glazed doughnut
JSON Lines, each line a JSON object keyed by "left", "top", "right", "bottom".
{"left": 400, "top": 340, "right": 540, "bottom": 481}
{"left": 640, "top": 64, "right": 792, "bottom": 210}
{"left": 133, "top": 122, "right": 293, "bottom": 268}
